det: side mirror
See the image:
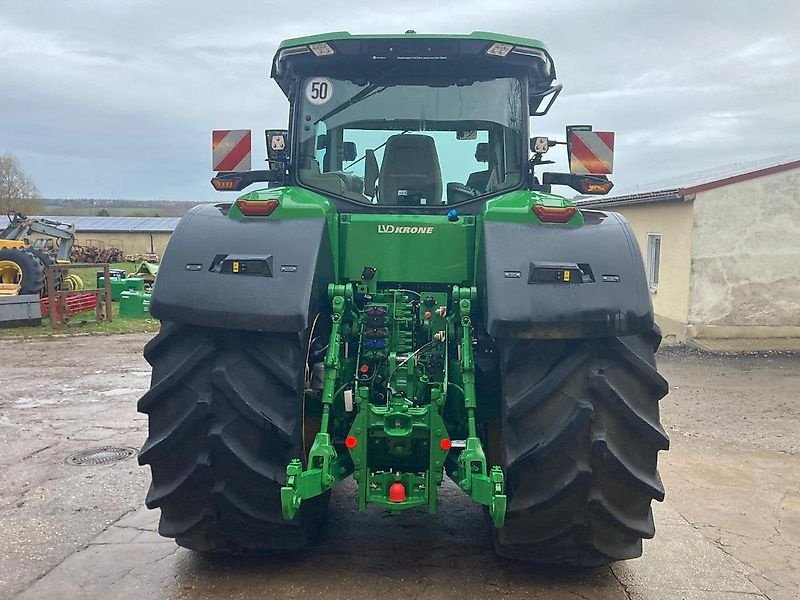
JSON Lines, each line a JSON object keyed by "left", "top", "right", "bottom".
{"left": 265, "top": 129, "right": 289, "bottom": 170}
{"left": 529, "top": 84, "right": 562, "bottom": 116}
{"left": 342, "top": 141, "right": 357, "bottom": 163}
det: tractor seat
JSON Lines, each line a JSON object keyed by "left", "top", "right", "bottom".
{"left": 378, "top": 135, "right": 442, "bottom": 205}
{"left": 298, "top": 156, "right": 347, "bottom": 196}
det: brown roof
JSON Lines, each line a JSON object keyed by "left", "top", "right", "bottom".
{"left": 579, "top": 158, "right": 800, "bottom": 208}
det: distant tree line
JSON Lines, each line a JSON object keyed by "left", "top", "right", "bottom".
{"left": 1, "top": 158, "right": 195, "bottom": 217}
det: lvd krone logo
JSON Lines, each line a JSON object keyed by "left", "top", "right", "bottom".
{"left": 377, "top": 225, "right": 434, "bottom": 234}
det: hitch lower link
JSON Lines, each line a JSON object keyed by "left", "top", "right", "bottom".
{"left": 453, "top": 286, "right": 506, "bottom": 528}
{"left": 281, "top": 285, "right": 353, "bottom": 520}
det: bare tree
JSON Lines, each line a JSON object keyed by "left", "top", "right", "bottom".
{"left": 0, "top": 154, "right": 42, "bottom": 215}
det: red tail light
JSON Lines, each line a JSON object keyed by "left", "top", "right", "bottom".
{"left": 533, "top": 205, "right": 577, "bottom": 223}
{"left": 235, "top": 198, "right": 279, "bottom": 217}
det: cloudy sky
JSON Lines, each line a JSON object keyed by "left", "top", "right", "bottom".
{"left": 1, "top": 0, "right": 798, "bottom": 201}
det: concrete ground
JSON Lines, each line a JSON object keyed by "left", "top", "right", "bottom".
{"left": 1, "top": 336, "right": 798, "bottom": 600}
{"left": 690, "top": 337, "right": 800, "bottom": 353}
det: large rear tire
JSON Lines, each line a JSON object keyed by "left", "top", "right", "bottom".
{"left": 26, "top": 248, "right": 62, "bottom": 294}
{"left": 493, "top": 329, "right": 669, "bottom": 566}
{"left": 0, "top": 247, "right": 45, "bottom": 295}
{"left": 138, "top": 322, "right": 328, "bottom": 553}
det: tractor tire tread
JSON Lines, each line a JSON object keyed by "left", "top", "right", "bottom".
{"left": 494, "top": 328, "right": 668, "bottom": 566}
{"left": 139, "top": 322, "right": 327, "bottom": 554}
{"left": 26, "top": 248, "right": 62, "bottom": 294}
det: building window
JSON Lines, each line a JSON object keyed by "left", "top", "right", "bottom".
{"left": 647, "top": 233, "right": 661, "bottom": 292}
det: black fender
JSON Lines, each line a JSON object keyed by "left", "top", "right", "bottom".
{"left": 150, "top": 204, "right": 333, "bottom": 332}
{"left": 480, "top": 210, "right": 654, "bottom": 338}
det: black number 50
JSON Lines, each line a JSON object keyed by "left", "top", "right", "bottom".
{"left": 310, "top": 81, "right": 329, "bottom": 100}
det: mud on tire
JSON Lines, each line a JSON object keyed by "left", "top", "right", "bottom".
{"left": 493, "top": 329, "right": 669, "bottom": 566}
{"left": 138, "top": 322, "right": 328, "bottom": 553}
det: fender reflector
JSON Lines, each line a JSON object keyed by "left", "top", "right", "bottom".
{"left": 211, "top": 177, "right": 242, "bottom": 191}
{"left": 576, "top": 178, "right": 614, "bottom": 195}
{"left": 532, "top": 205, "right": 577, "bottom": 223}
{"left": 235, "top": 198, "right": 279, "bottom": 217}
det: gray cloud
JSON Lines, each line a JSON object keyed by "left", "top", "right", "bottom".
{"left": 0, "top": 0, "right": 798, "bottom": 200}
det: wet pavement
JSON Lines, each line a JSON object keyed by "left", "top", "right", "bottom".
{"left": 1, "top": 336, "right": 798, "bottom": 599}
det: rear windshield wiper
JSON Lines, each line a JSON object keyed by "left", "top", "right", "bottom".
{"left": 314, "top": 84, "right": 390, "bottom": 124}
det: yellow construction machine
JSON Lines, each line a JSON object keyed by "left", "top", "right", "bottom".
{"left": 0, "top": 213, "right": 82, "bottom": 296}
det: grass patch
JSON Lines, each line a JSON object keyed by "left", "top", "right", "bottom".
{"left": 0, "top": 262, "right": 161, "bottom": 338}
{"left": 0, "top": 288, "right": 160, "bottom": 338}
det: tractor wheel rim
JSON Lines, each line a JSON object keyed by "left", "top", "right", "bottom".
{"left": 0, "top": 260, "right": 23, "bottom": 284}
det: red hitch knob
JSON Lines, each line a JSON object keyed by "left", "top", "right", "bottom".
{"left": 388, "top": 482, "right": 406, "bottom": 503}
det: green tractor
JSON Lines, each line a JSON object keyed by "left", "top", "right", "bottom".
{"left": 138, "top": 31, "right": 669, "bottom": 566}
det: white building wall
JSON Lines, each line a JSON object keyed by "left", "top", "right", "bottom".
{"left": 608, "top": 201, "right": 694, "bottom": 344}
{"left": 688, "top": 167, "right": 800, "bottom": 337}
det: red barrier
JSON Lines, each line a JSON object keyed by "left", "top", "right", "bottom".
{"left": 40, "top": 292, "right": 100, "bottom": 319}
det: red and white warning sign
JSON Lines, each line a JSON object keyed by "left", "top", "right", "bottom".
{"left": 212, "top": 129, "right": 252, "bottom": 172}
{"left": 568, "top": 131, "right": 615, "bottom": 175}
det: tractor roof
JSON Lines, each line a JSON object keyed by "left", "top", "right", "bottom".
{"left": 271, "top": 31, "right": 555, "bottom": 97}
{"left": 278, "top": 31, "right": 548, "bottom": 51}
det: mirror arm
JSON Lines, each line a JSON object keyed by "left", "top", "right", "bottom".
{"left": 529, "top": 84, "right": 563, "bottom": 116}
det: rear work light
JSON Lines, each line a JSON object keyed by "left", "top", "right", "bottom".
{"left": 309, "top": 42, "right": 335, "bottom": 56}
{"left": 533, "top": 205, "right": 577, "bottom": 223}
{"left": 486, "top": 42, "right": 513, "bottom": 57}
{"left": 235, "top": 198, "right": 279, "bottom": 217}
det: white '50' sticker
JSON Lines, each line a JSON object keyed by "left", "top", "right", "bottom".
{"left": 305, "top": 77, "right": 333, "bottom": 105}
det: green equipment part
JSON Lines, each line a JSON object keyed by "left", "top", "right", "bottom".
{"left": 133, "top": 261, "right": 159, "bottom": 285}
{"left": 138, "top": 31, "right": 669, "bottom": 567}
{"left": 119, "top": 290, "right": 151, "bottom": 318}
{"left": 98, "top": 277, "right": 144, "bottom": 301}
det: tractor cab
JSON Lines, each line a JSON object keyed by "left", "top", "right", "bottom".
{"left": 280, "top": 33, "right": 553, "bottom": 210}
{"left": 212, "top": 32, "right": 612, "bottom": 208}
